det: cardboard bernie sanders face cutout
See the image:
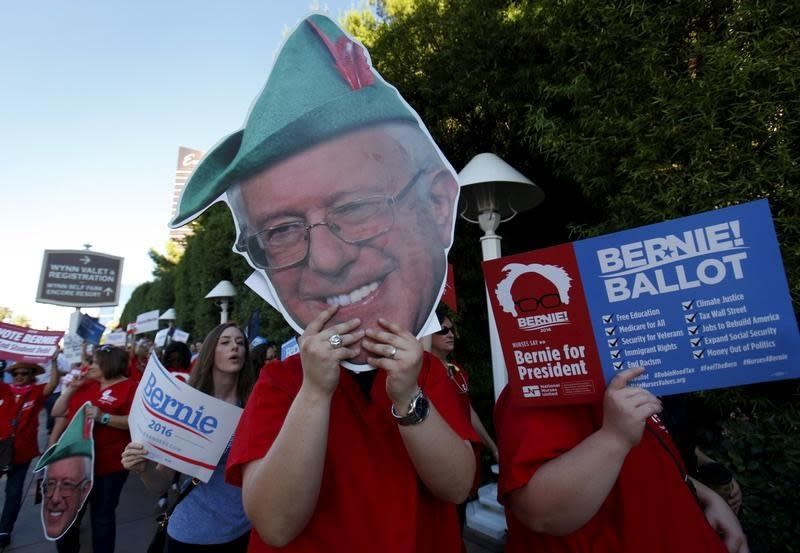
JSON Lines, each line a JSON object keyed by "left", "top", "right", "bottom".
{"left": 33, "top": 402, "right": 94, "bottom": 541}
{"left": 170, "top": 14, "right": 459, "bottom": 371}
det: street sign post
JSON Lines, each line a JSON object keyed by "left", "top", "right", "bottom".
{"left": 36, "top": 250, "right": 124, "bottom": 307}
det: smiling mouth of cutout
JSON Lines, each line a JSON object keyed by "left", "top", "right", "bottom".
{"left": 325, "top": 281, "right": 380, "bottom": 307}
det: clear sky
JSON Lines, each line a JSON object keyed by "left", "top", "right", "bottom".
{"left": 0, "top": 1, "right": 363, "bottom": 331}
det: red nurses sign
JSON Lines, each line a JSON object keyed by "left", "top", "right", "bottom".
{"left": 483, "top": 244, "right": 605, "bottom": 405}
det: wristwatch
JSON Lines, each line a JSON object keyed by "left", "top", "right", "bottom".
{"left": 100, "top": 413, "right": 111, "bottom": 425}
{"left": 391, "top": 389, "right": 429, "bottom": 426}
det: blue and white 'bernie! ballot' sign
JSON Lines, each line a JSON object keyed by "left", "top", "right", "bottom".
{"left": 129, "top": 354, "right": 242, "bottom": 482}
{"left": 573, "top": 199, "right": 799, "bottom": 396}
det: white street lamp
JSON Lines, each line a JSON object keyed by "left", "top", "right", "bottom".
{"left": 458, "top": 153, "right": 544, "bottom": 545}
{"left": 205, "top": 281, "right": 237, "bottom": 324}
{"left": 158, "top": 308, "right": 178, "bottom": 346}
{"left": 458, "top": 153, "right": 544, "bottom": 399}
{"left": 158, "top": 308, "right": 177, "bottom": 322}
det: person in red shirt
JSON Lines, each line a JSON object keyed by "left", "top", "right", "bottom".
{"left": 428, "top": 309, "right": 499, "bottom": 536}
{"left": 0, "top": 360, "right": 59, "bottom": 548}
{"left": 227, "top": 307, "right": 478, "bottom": 552}
{"left": 50, "top": 345, "right": 136, "bottom": 553}
{"left": 496, "top": 366, "right": 749, "bottom": 553}
{"left": 127, "top": 340, "right": 149, "bottom": 381}
{"left": 171, "top": 12, "right": 470, "bottom": 551}
{"left": 0, "top": 379, "right": 12, "bottom": 442}
{"left": 430, "top": 309, "right": 499, "bottom": 462}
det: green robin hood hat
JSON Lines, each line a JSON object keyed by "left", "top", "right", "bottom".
{"left": 34, "top": 403, "right": 93, "bottom": 472}
{"left": 170, "top": 13, "right": 418, "bottom": 227}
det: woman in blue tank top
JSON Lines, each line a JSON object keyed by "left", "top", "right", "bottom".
{"left": 122, "top": 322, "right": 257, "bottom": 552}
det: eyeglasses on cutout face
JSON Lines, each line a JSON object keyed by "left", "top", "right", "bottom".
{"left": 434, "top": 325, "right": 455, "bottom": 336}
{"left": 42, "top": 479, "right": 89, "bottom": 498}
{"left": 514, "top": 293, "right": 563, "bottom": 313}
{"left": 237, "top": 170, "right": 425, "bottom": 271}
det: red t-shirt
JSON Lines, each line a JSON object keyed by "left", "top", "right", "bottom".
{"left": 227, "top": 352, "right": 479, "bottom": 553}
{"left": 8, "top": 384, "right": 46, "bottom": 464}
{"left": 444, "top": 361, "right": 472, "bottom": 422}
{"left": 445, "top": 360, "right": 483, "bottom": 495}
{"left": 168, "top": 370, "right": 191, "bottom": 383}
{"left": 127, "top": 357, "right": 145, "bottom": 381}
{"left": 67, "top": 379, "right": 136, "bottom": 476}
{"left": 0, "top": 383, "right": 13, "bottom": 439}
{"left": 495, "top": 389, "right": 728, "bottom": 553}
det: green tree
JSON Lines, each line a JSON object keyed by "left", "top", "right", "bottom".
{"left": 346, "top": 1, "right": 799, "bottom": 549}
{"left": 10, "top": 314, "right": 30, "bottom": 327}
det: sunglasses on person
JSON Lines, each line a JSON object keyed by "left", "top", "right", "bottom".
{"left": 11, "top": 371, "right": 31, "bottom": 378}
{"left": 434, "top": 325, "right": 455, "bottom": 336}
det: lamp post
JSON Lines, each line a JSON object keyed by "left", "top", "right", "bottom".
{"left": 205, "top": 281, "right": 237, "bottom": 324}
{"left": 458, "top": 153, "right": 544, "bottom": 399}
{"left": 159, "top": 308, "right": 177, "bottom": 346}
{"left": 159, "top": 308, "right": 177, "bottom": 322}
{"left": 458, "top": 153, "right": 544, "bottom": 544}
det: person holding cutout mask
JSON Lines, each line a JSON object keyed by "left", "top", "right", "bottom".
{"left": 40, "top": 455, "right": 92, "bottom": 540}
{"left": 33, "top": 403, "right": 95, "bottom": 542}
{"left": 49, "top": 345, "right": 134, "bottom": 553}
{"left": 169, "top": 14, "right": 475, "bottom": 553}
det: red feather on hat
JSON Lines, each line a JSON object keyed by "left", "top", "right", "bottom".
{"left": 307, "top": 19, "right": 374, "bottom": 90}
{"left": 83, "top": 409, "right": 94, "bottom": 439}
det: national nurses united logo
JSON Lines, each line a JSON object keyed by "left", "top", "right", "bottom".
{"left": 99, "top": 388, "right": 117, "bottom": 405}
{"left": 522, "top": 385, "right": 542, "bottom": 398}
{"left": 494, "top": 262, "right": 573, "bottom": 332}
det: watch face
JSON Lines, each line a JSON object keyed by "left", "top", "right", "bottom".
{"left": 399, "top": 393, "right": 429, "bottom": 426}
{"left": 414, "top": 394, "right": 430, "bottom": 419}
{"left": 392, "top": 391, "right": 430, "bottom": 425}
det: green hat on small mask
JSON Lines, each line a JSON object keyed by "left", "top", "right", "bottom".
{"left": 170, "top": 13, "right": 418, "bottom": 227}
{"left": 34, "top": 403, "right": 93, "bottom": 472}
